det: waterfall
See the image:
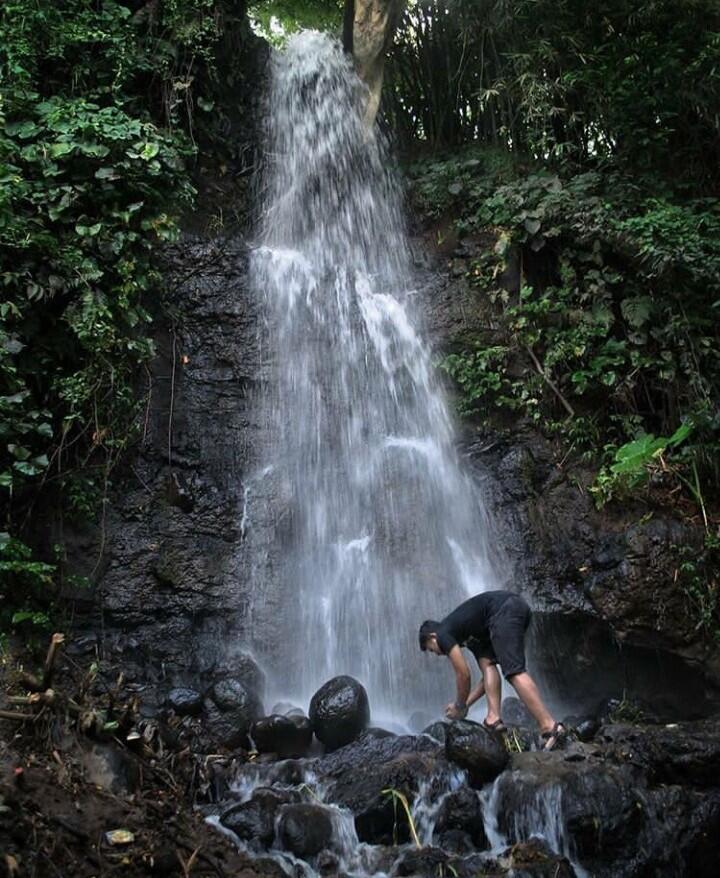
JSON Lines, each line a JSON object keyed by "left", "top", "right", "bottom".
{"left": 251, "top": 31, "right": 497, "bottom": 717}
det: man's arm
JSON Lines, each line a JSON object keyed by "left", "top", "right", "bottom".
{"left": 447, "top": 644, "right": 471, "bottom": 708}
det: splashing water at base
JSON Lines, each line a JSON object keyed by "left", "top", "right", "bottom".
{"left": 251, "top": 30, "right": 499, "bottom": 717}
{"left": 482, "top": 775, "right": 588, "bottom": 877}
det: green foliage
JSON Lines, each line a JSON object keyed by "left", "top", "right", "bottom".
{"left": 677, "top": 533, "right": 720, "bottom": 643}
{"left": 0, "top": 1, "right": 254, "bottom": 637}
{"left": 409, "top": 151, "right": 720, "bottom": 520}
{"left": 388, "top": 1, "right": 720, "bottom": 192}
{"left": 591, "top": 423, "right": 692, "bottom": 507}
{"left": 0, "top": 531, "right": 54, "bottom": 637}
{"left": 249, "top": 0, "right": 344, "bottom": 44}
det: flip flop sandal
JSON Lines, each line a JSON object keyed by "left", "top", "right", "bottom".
{"left": 483, "top": 718, "right": 507, "bottom": 733}
{"left": 541, "top": 721, "right": 566, "bottom": 751}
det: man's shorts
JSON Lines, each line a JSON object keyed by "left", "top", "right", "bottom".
{"left": 467, "top": 595, "right": 531, "bottom": 678}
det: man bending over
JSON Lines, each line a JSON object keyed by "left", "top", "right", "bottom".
{"left": 419, "top": 590, "right": 565, "bottom": 749}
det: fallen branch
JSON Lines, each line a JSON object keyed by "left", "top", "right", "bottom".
{"left": 525, "top": 345, "right": 576, "bottom": 418}
{"left": 0, "top": 710, "right": 37, "bottom": 722}
{"left": 43, "top": 633, "right": 65, "bottom": 689}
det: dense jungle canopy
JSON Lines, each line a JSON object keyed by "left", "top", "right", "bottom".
{"left": 1, "top": 0, "right": 719, "bottom": 644}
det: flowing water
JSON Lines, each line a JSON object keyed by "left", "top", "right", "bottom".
{"left": 251, "top": 31, "right": 498, "bottom": 718}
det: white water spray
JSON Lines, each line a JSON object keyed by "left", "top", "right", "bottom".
{"left": 252, "top": 31, "right": 498, "bottom": 716}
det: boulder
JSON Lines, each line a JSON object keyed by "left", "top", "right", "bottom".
{"left": 445, "top": 720, "right": 509, "bottom": 785}
{"left": 211, "top": 677, "right": 259, "bottom": 713}
{"left": 363, "top": 726, "right": 396, "bottom": 740}
{"left": 502, "top": 838, "right": 577, "bottom": 877}
{"left": 221, "top": 652, "right": 266, "bottom": 700}
{"left": 319, "top": 731, "right": 442, "bottom": 844}
{"left": 502, "top": 696, "right": 533, "bottom": 727}
{"left": 277, "top": 804, "right": 334, "bottom": 858}
{"left": 271, "top": 701, "right": 304, "bottom": 717}
{"left": 203, "top": 677, "right": 263, "bottom": 749}
{"left": 394, "top": 846, "right": 448, "bottom": 876}
{"left": 574, "top": 716, "right": 601, "bottom": 742}
{"left": 220, "top": 787, "right": 299, "bottom": 848}
{"left": 432, "top": 829, "right": 474, "bottom": 854}
{"left": 433, "top": 787, "right": 487, "bottom": 850}
{"left": 251, "top": 714, "right": 313, "bottom": 758}
{"left": 309, "top": 676, "right": 370, "bottom": 750}
{"left": 166, "top": 687, "right": 203, "bottom": 717}
{"left": 421, "top": 721, "right": 450, "bottom": 744}
{"left": 599, "top": 718, "right": 720, "bottom": 787}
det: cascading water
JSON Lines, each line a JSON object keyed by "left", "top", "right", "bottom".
{"left": 251, "top": 31, "right": 499, "bottom": 717}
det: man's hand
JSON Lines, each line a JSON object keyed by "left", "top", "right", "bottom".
{"left": 445, "top": 701, "right": 467, "bottom": 720}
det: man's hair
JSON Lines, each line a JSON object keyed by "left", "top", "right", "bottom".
{"left": 419, "top": 620, "right": 440, "bottom": 651}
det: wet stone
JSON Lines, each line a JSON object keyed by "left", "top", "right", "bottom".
{"left": 502, "top": 696, "right": 533, "bottom": 727}
{"left": 445, "top": 719, "right": 509, "bottom": 786}
{"left": 277, "top": 803, "right": 334, "bottom": 858}
{"left": 166, "top": 687, "right": 203, "bottom": 717}
{"left": 309, "top": 675, "right": 370, "bottom": 750}
{"left": 251, "top": 714, "right": 313, "bottom": 758}
{"left": 421, "top": 720, "right": 450, "bottom": 744}
{"left": 203, "top": 683, "right": 262, "bottom": 750}
{"left": 394, "top": 846, "right": 448, "bottom": 876}
{"left": 220, "top": 787, "right": 299, "bottom": 849}
{"left": 502, "top": 837, "right": 577, "bottom": 877}
{"left": 433, "top": 828, "right": 475, "bottom": 854}
{"left": 574, "top": 716, "right": 601, "bottom": 742}
{"left": 211, "top": 677, "right": 257, "bottom": 712}
{"left": 433, "top": 786, "right": 487, "bottom": 850}
{"left": 271, "top": 701, "right": 303, "bottom": 716}
{"left": 320, "top": 732, "right": 442, "bottom": 845}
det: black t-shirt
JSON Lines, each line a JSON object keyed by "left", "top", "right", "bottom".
{"left": 435, "top": 591, "right": 513, "bottom": 654}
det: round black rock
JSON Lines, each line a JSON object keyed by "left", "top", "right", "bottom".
{"left": 445, "top": 719, "right": 509, "bottom": 786}
{"left": 421, "top": 721, "right": 450, "bottom": 744}
{"left": 309, "top": 676, "right": 370, "bottom": 750}
{"left": 575, "top": 716, "right": 601, "bottom": 742}
{"left": 251, "top": 714, "right": 313, "bottom": 758}
{"left": 433, "top": 786, "right": 487, "bottom": 849}
{"left": 277, "top": 803, "right": 334, "bottom": 857}
{"left": 203, "top": 678, "right": 263, "bottom": 749}
{"left": 502, "top": 696, "right": 533, "bottom": 727}
{"left": 221, "top": 787, "right": 299, "bottom": 848}
{"left": 211, "top": 678, "right": 257, "bottom": 712}
{"left": 166, "top": 687, "right": 203, "bottom": 717}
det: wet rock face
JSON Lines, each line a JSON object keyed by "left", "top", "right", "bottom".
{"left": 493, "top": 739, "right": 720, "bottom": 878}
{"left": 599, "top": 718, "right": 720, "bottom": 787}
{"left": 472, "top": 429, "right": 720, "bottom": 714}
{"left": 277, "top": 804, "right": 334, "bottom": 858}
{"left": 61, "top": 236, "right": 283, "bottom": 710}
{"left": 309, "top": 675, "right": 370, "bottom": 750}
{"left": 445, "top": 719, "right": 509, "bottom": 786}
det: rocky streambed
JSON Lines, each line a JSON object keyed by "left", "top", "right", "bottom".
{"left": 192, "top": 675, "right": 720, "bottom": 878}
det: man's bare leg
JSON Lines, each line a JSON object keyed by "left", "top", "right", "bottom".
{"left": 478, "top": 658, "right": 502, "bottom": 725}
{"left": 507, "top": 671, "right": 555, "bottom": 734}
